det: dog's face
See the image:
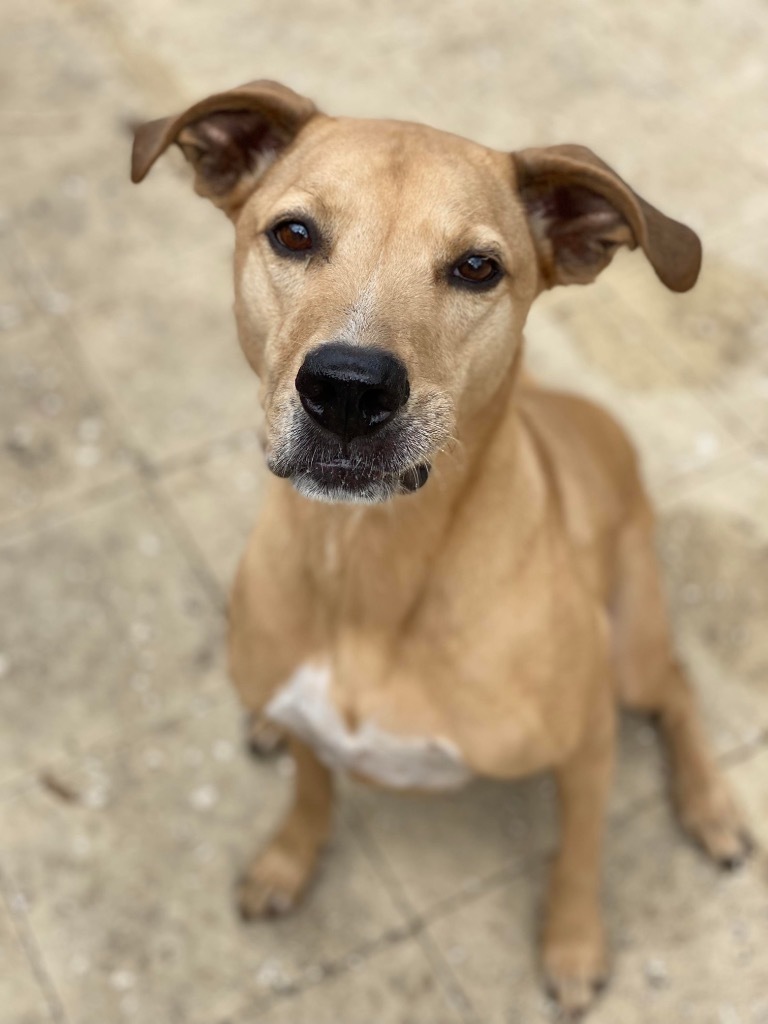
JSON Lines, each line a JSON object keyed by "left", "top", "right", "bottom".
{"left": 133, "top": 81, "right": 701, "bottom": 504}
{"left": 232, "top": 116, "right": 540, "bottom": 503}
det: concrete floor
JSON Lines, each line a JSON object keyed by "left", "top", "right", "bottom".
{"left": 2, "top": 1, "right": 768, "bottom": 1021}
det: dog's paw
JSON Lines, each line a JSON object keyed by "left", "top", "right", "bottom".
{"left": 676, "top": 776, "right": 754, "bottom": 870}
{"left": 543, "top": 940, "right": 608, "bottom": 1019}
{"left": 245, "top": 713, "right": 286, "bottom": 759}
{"left": 237, "top": 843, "right": 313, "bottom": 920}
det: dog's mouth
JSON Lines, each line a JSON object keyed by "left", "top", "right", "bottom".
{"left": 278, "top": 457, "right": 431, "bottom": 504}
{"left": 267, "top": 423, "right": 433, "bottom": 504}
{"left": 314, "top": 458, "right": 429, "bottom": 492}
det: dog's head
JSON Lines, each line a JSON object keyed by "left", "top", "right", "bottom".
{"left": 133, "top": 80, "right": 701, "bottom": 504}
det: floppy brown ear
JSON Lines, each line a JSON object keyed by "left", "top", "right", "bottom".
{"left": 131, "top": 80, "right": 319, "bottom": 213}
{"left": 512, "top": 144, "right": 701, "bottom": 292}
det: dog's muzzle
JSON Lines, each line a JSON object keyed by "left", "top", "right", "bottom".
{"left": 269, "top": 343, "right": 432, "bottom": 503}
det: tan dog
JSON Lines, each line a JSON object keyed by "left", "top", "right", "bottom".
{"left": 132, "top": 80, "right": 751, "bottom": 1016}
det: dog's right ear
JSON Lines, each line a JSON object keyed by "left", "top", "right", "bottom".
{"left": 131, "top": 80, "right": 319, "bottom": 214}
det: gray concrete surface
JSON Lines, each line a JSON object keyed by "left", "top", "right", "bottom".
{"left": 1, "top": 1, "right": 767, "bottom": 1021}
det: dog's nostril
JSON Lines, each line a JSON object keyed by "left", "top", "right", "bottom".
{"left": 298, "top": 378, "right": 334, "bottom": 415}
{"left": 300, "top": 379, "right": 328, "bottom": 402}
{"left": 359, "top": 387, "right": 399, "bottom": 427}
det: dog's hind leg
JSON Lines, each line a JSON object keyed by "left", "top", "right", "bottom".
{"left": 612, "top": 501, "right": 752, "bottom": 867}
{"left": 238, "top": 738, "right": 334, "bottom": 919}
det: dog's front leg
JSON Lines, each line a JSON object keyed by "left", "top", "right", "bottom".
{"left": 542, "top": 688, "right": 614, "bottom": 1016}
{"left": 238, "top": 738, "right": 334, "bottom": 919}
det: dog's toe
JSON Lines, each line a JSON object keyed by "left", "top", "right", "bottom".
{"left": 546, "top": 974, "right": 606, "bottom": 1020}
{"left": 238, "top": 876, "right": 296, "bottom": 920}
{"left": 677, "top": 779, "right": 754, "bottom": 869}
{"left": 716, "top": 829, "right": 754, "bottom": 872}
{"left": 701, "top": 823, "right": 753, "bottom": 869}
{"left": 236, "top": 843, "right": 315, "bottom": 921}
{"left": 245, "top": 714, "right": 286, "bottom": 759}
{"left": 237, "top": 870, "right": 297, "bottom": 920}
{"left": 544, "top": 943, "right": 608, "bottom": 1019}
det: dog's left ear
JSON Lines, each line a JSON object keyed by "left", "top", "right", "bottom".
{"left": 513, "top": 144, "right": 701, "bottom": 292}
{"left": 131, "top": 80, "right": 319, "bottom": 214}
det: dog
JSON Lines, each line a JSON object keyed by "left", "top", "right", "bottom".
{"left": 132, "top": 80, "right": 751, "bottom": 1016}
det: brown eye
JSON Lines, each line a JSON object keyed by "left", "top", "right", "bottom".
{"left": 270, "top": 220, "right": 314, "bottom": 254}
{"left": 451, "top": 254, "right": 503, "bottom": 288}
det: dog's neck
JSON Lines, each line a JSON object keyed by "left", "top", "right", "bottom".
{"left": 274, "top": 350, "right": 541, "bottom": 621}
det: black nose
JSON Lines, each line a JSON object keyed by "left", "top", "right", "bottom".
{"left": 295, "top": 344, "right": 410, "bottom": 441}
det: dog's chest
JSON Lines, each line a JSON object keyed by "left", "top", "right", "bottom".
{"left": 265, "top": 664, "right": 471, "bottom": 790}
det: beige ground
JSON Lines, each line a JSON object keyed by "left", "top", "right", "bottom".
{"left": 2, "top": 1, "right": 768, "bottom": 1021}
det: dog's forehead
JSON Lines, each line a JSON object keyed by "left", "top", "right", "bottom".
{"left": 265, "top": 116, "right": 515, "bottom": 221}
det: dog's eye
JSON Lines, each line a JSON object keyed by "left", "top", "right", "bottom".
{"left": 270, "top": 220, "right": 314, "bottom": 255}
{"left": 451, "top": 254, "right": 503, "bottom": 288}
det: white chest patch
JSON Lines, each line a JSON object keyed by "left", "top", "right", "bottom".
{"left": 265, "top": 664, "right": 471, "bottom": 791}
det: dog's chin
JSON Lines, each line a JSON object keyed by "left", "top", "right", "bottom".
{"left": 286, "top": 462, "right": 431, "bottom": 505}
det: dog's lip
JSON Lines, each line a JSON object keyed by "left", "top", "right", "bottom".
{"left": 315, "top": 459, "right": 356, "bottom": 470}
{"left": 299, "top": 459, "right": 431, "bottom": 495}
{"left": 303, "top": 460, "right": 385, "bottom": 489}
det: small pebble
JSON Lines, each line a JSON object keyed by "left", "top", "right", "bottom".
{"left": 189, "top": 784, "right": 219, "bottom": 811}
{"left": 255, "top": 959, "right": 288, "bottom": 989}
{"left": 110, "top": 969, "right": 136, "bottom": 992}
{"left": 82, "top": 786, "right": 109, "bottom": 810}
{"left": 645, "top": 956, "right": 668, "bottom": 989}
